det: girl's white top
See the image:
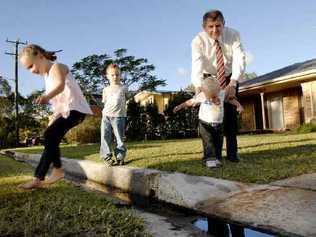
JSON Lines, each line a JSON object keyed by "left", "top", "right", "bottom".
{"left": 44, "top": 65, "right": 92, "bottom": 119}
{"left": 102, "top": 84, "right": 128, "bottom": 117}
{"left": 195, "top": 90, "right": 225, "bottom": 124}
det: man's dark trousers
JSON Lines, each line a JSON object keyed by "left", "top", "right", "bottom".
{"left": 223, "top": 77, "right": 239, "bottom": 160}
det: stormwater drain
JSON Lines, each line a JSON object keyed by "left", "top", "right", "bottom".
{"left": 73, "top": 178, "right": 278, "bottom": 237}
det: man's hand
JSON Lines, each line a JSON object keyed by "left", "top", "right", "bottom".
{"left": 34, "top": 95, "right": 49, "bottom": 105}
{"left": 225, "top": 80, "right": 237, "bottom": 100}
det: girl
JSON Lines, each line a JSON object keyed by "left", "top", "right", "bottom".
{"left": 19, "top": 44, "right": 92, "bottom": 189}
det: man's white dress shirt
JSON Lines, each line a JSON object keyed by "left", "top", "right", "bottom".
{"left": 191, "top": 27, "right": 246, "bottom": 88}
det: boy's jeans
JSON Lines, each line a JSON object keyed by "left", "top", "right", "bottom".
{"left": 100, "top": 116, "right": 126, "bottom": 160}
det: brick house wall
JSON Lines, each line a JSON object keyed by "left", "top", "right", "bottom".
{"left": 264, "top": 88, "right": 301, "bottom": 130}
{"left": 282, "top": 88, "right": 302, "bottom": 129}
{"left": 239, "top": 98, "right": 256, "bottom": 132}
{"left": 301, "top": 81, "right": 316, "bottom": 123}
{"left": 239, "top": 87, "right": 302, "bottom": 132}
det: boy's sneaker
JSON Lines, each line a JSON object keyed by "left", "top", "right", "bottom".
{"left": 103, "top": 157, "right": 113, "bottom": 167}
{"left": 116, "top": 153, "right": 125, "bottom": 166}
{"left": 117, "top": 159, "right": 125, "bottom": 166}
{"left": 206, "top": 159, "right": 221, "bottom": 168}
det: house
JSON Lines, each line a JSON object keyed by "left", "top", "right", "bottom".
{"left": 239, "top": 58, "right": 316, "bottom": 132}
{"left": 134, "top": 90, "right": 178, "bottom": 114}
{"left": 89, "top": 90, "right": 178, "bottom": 116}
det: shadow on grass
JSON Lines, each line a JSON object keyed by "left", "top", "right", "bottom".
{"left": 127, "top": 151, "right": 203, "bottom": 163}
{"left": 145, "top": 144, "right": 316, "bottom": 183}
{"left": 126, "top": 144, "right": 162, "bottom": 150}
{"left": 239, "top": 138, "right": 315, "bottom": 149}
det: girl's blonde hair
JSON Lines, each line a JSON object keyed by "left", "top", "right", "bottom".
{"left": 105, "top": 63, "right": 120, "bottom": 74}
{"left": 19, "top": 44, "right": 57, "bottom": 61}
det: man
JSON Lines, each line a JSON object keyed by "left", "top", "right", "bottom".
{"left": 191, "top": 9, "right": 246, "bottom": 162}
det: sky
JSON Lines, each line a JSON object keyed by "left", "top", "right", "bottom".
{"left": 1, "top": 0, "right": 316, "bottom": 96}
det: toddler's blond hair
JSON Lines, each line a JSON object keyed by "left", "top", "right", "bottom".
{"left": 201, "top": 77, "right": 220, "bottom": 96}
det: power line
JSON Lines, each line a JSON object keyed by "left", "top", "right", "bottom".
{"left": 5, "top": 38, "right": 27, "bottom": 146}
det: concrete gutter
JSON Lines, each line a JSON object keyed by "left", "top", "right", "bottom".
{"left": 270, "top": 173, "right": 316, "bottom": 191}
{"left": 2, "top": 150, "right": 315, "bottom": 237}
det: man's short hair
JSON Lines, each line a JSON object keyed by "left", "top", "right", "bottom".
{"left": 203, "top": 10, "right": 225, "bottom": 26}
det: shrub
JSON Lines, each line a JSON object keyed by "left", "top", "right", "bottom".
{"left": 65, "top": 116, "right": 101, "bottom": 144}
{"left": 297, "top": 121, "right": 316, "bottom": 133}
{"left": 164, "top": 90, "right": 199, "bottom": 139}
{"left": 126, "top": 99, "right": 146, "bottom": 141}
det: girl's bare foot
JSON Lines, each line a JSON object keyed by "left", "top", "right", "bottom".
{"left": 44, "top": 168, "right": 65, "bottom": 185}
{"left": 18, "top": 178, "right": 44, "bottom": 190}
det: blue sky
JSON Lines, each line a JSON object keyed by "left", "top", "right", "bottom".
{"left": 1, "top": 0, "right": 316, "bottom": 96}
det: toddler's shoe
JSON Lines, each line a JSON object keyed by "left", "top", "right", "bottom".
{"left": 205, "top": 159, "right": 221, "bottom": 168}
{"left": 215, "top": 159, "right": 222, "bottom": 166}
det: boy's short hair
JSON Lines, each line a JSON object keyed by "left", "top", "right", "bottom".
{"left": 106, "top": 63, "right": 120, "bottom": 73}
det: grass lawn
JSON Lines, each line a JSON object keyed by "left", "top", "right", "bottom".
{"left": 0, "top": 155, "right": 150, "bottom": 237}
{"left": 11, "top": 132, "right": 316, "bottom": 184}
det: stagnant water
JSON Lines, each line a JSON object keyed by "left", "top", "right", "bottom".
{"left": 193, "top": 218, "right": 275, "bottom": 237}
{"left": 69, "top": 178, "right": 277, "bottom": 237}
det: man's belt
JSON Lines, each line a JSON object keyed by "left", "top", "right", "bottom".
{"left": 203, "top": 73, "right": 232, "bottom": 80}
{"left": 203, "top": 73, "right": 216, "bottom": 79}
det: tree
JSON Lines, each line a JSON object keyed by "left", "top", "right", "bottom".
{"left": 0, "top": 77, "right": 16, "bottom": 147}
{"left": 183, "top": 84, "right": 195, "bottom": 93}
{"left": 0, "top": 76, "right": 11, "bottom": 96}
{"left": 20, "top": 90, "right": 51, "bottom": 121}
{"left": 0, "top": 80, "right": 14, "bottom": 117}
{"left": 243, "top": 72, "right": 257, "bottom": 80}
{"left": 71, "top": 49, "right": 166, "bottom": 103}
{"left": 0, "top": 77, "right": 50, "bottom": 147}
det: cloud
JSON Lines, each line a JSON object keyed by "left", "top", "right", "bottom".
{"left": 245, "top": 51, "right": 254, "bottom": 65}
{"left": 176, "top": 67, "right": 191, "bottom": 78}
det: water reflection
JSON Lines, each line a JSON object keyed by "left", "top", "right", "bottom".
{"left": 194, "top": 217, "right": 275, "bottom": 237}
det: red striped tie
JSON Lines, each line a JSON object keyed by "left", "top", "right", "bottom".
{"left": 215, "top": 40, "right": 226, "bottom": 89}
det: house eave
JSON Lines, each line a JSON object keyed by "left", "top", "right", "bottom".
{"left": 239, "top": 69, "right": 316, "bottom": 96}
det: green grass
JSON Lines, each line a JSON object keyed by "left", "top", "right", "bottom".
{"left": 12, "top": 132, "right": 316, "bottom": 184}
{"left": 0, "top": 155, "right": 150, "bottom": 237}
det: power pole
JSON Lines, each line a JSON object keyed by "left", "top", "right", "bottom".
{"left": 5, "top": 38, "right": 27, "bottom": 146}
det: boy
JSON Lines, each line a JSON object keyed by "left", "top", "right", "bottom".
{"left": 100, "top": 64, "right": 128, "bottom": 166}
{"left": 173, "top": 77, "right": 243, "bottom": 168}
